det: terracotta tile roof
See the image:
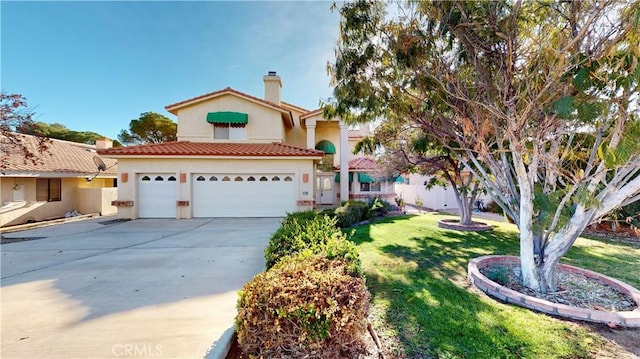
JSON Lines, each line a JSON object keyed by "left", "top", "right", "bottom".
{"left": 98, "top": 141, "right": 324, "bottom": 158}
{"left": 165, "top": 87, "right": 290, "bottom": 115}
{"left": 1, "top": 133, "right": 117, "bottom": 176}
{"left": 346, "top": 157, "right": 379, "bottom": 171}
{"left": 335, "top": 157, "right": 379, "bottom": 171}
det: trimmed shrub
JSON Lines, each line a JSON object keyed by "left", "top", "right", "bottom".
{"left": 293, "top": 236, "right": 362, "bottom": 277}
{"left": 319, "top": 208, "right": 337, "bottom": 218}
{"left": 366, "top": 197, "right": 392, "bottom": 217}
{"left": 334, "top": 200, "right": 370, "bottom": 227}
{"left": 236, "top": 255, "right": 371, "bottom": 359}
{"left": 265, "top": 214, "right": 356, "bottom": 270}
{"left": 283, "top": 210, "right": 319, "bottom": 225}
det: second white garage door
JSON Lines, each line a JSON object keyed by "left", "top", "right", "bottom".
{"left": 192, "top": 174, "right": 296, "bottom": 217}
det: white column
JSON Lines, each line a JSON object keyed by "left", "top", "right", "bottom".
{"left": 306, "top": 118, "right": 317, "bottom": 149}
{"left": 339, "top": 122, "right": 349, "bottom": 203}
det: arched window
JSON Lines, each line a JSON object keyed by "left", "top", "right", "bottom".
{"left": 168, "top": 176, "right": 176, "bottom": 181}
{"left": 209, "top": 176, "right": 218, "bottom": 181}
{"left": 154, "top": 176, "right": 164, "bottom": 181}
{"left": 222, "top": 176, "right": 231, "bottom": 181}
{"left": 235, "top": 176, "right": 243, "bottom": 181}
{"left": 141, "top": 176, "right": 151, "bottom": 181}
{"left": 272, "top": 176, "right": 280, "bottom": 181}
{"left": 259, "top": 176, "right": 268, "bottom": 181}
{"left": 284, "top": 176, "right": 293, "bottom": 182}
{"left": 247, "top": 176, "right": 256, "bottom": 181}
{"left": 196, "top": 176, "right": 205, "bottom": 181}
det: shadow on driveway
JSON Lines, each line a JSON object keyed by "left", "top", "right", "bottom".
{"left": 1, "top": 217, "right": 281, "bottom": 359}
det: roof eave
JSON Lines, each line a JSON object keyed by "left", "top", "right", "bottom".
{"left": 166, "top": 90, "right": 290, "bottom": 115}
{"left": 97, "top": 154, "right": 323, "bottom": 160}
{"left": 0, "top": 171, "right": 117, "bottom": 178}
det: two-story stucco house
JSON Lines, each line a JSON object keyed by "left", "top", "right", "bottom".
{"left": 99, "top": 72, "right": 396, "bottom": 219}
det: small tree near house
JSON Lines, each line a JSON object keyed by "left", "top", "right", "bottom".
{"left": 353, "top": 121, "right": 482, "bottom": 225}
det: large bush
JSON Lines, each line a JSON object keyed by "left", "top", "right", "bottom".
{"left": 613, "top": 200, "right": 640, "bottom": 229}
{"left": 264, "top": 213, "right": 360, "bottom": 273}
{"left": 236, "top": 255, "right": 371, "bottom": 359}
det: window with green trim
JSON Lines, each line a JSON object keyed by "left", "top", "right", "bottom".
{"left": 360, "top": 182, "right": 381, "bottom": 192}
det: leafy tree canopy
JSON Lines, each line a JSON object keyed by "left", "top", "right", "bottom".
{"left": 328, "top": 0, "right": 640, "bottom": 292}
{"left": 16, "top": 121, "right": 120, "bottom": 146}
{"left": 118, "top": 112, "right": 177, "bottom": 145}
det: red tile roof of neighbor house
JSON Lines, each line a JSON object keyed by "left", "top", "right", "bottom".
{"left": 165, "top": 87, "right": 290, "bottom": 114}
{"left": 98, "top": 141, "right": 324, "bottom": 158}
{"left": 341, "top": 157, "right": 379, "bottom": 171}
{"left": 1, "top": 133, "right": 117, "bottom": 176}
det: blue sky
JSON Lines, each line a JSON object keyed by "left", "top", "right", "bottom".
{"left": 1, "top": 1, "right": 341, "bottom": 140}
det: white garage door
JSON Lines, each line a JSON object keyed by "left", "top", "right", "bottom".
{"left": 138, "top": 174, "right": 177, "bottom": 218}
{"left": 192, "top": 174, "right": 296, "bottom": 217}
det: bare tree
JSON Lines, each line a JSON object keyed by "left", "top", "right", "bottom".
{"left": 1, "top": 93, "right": 51, "bottom": 170}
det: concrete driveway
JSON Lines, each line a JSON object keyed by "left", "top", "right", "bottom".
{"left": 1, "top": 216, "right": 281, "bottom": 359}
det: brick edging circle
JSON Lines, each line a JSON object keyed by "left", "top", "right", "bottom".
{"left": 468, "top": 255, "right": 640, "bottom": 327}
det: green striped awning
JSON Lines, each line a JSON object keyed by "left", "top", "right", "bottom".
{"left": 358, "top": 172, "right": 375, "bottom": 183}
{"left": 334, "top": 173, "right": 353, "bottom": 182}
{"left": 206, "top": 112, "right": 248, "bottom": 124}
{"left": 315, "top": 140, "right": 336, "bottom": 154}
{"left": 357, "top": 173, "right": 403, "bottom": 183}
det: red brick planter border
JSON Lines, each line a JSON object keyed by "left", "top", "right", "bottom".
{"left": 468, "top": 255, "right": 640, "bottom": 327}
{"left": 438, "top": 219, "right": 493, "bottom": 232}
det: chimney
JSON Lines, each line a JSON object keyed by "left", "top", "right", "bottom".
{"left": 95, "top": 137, "right": 113, "bottom": 150}
{"left": 263, "top": 71, "right": 282, "bottom": 105}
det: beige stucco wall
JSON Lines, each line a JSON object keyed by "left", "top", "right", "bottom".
{"left": 113, "top": 157, "right": 317, "bottom": 219}
{"left": 77, "top": 187, "right": 118, "bottom": 215}
{"left": 313, "top": 120, "right": 341, "bottom": 167}
{"left": 349, "top": 137, "right": 364, "bottom": 156}
{"left": 176, "top": 95, "right": 286, "bottom": 143}
{"left": 284, "top": 109, "right": 307, "bottom": 147}
{"left": 0, "top": 177, "right": 116, "bottom": 227}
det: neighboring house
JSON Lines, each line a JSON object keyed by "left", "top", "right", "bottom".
{"left": 0, "top": 134, "right": 117, "bottom": 227}
{"left": 99, "top": 71, "right": 397, "bottom": 219}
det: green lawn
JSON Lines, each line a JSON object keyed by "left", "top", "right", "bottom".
{"left": 350, "top": 213, "right": 640, "bottom": 359}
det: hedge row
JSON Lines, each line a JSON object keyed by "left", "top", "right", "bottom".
{"left": 236, "top": 212, "right": 371, "bottom": 358}
{"left": 264, "top": 211, "right": 361, "bottom": 274}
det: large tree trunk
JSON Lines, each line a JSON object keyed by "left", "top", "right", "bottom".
{"left": 520, "top": 210, "right": 589, "bottom": 293}
{"left": 449, "top": 178, "right": 479, "bottom": 226}
{"left": 520, "top": 230, "right": 560, "bottom": 293}
{"left": 458, "top": 195, "right": 474, "bottom": 226}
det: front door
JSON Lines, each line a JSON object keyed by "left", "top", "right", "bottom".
{"left": 316, "top": 175, "right": 334, "bottom": 205}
